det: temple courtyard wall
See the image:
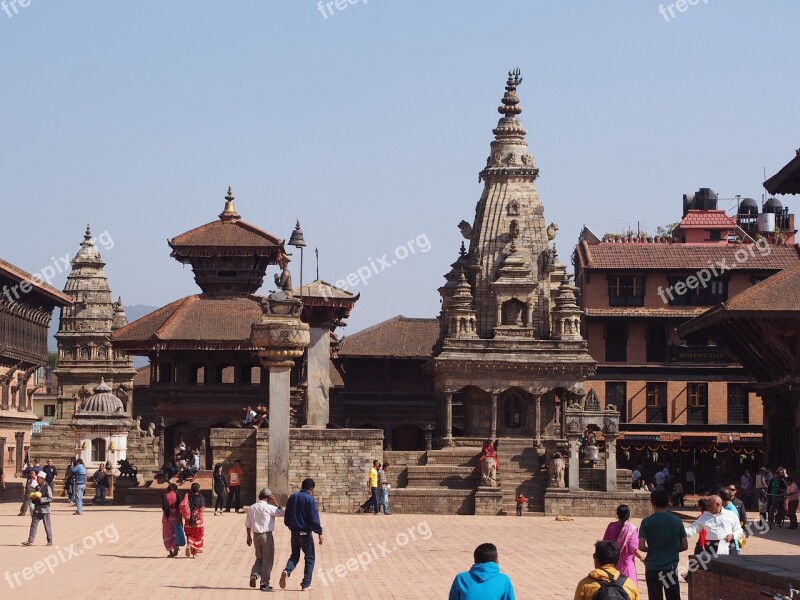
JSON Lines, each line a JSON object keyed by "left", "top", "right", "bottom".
{"left": 209, "top": 428, "right": 383, "bottom": 511}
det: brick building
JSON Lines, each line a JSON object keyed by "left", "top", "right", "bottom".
{"left": 574, "top": 188, "right": 800, "bottom": 492}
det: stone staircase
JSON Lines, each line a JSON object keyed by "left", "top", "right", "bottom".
{"left": 496, "top": 439, "right": 548, "bottom": 515}
{"left": 390, "top": 439, "right": 547, "bottom": 515}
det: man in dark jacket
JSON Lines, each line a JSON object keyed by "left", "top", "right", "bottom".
{"left": 23, "top": 472, "right": 53, "bottom": 546}
{"left": 279, "top": 478, "right": 324, "bottom": 591}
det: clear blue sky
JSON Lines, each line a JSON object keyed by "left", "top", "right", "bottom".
{"left": 2, "top": 1, "right": 798, "bottom": 335}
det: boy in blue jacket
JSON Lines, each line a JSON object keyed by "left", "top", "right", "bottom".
{"left": 448, "top": 543, "right": 516, "bottom": 600}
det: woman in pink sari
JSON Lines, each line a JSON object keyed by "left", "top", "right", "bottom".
{"left": 161, "top": 483, "right": 182, "bottom": 558}
{"left": 602, "top": 504, "right": 645, "bottom": 586}
{"left": 180, "top": 482, "right": 205, "bottom": 558}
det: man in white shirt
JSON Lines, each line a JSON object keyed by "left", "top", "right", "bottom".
{"left": 685, "top": 495, "right": 743, "bottom": 556}
{"left": 243, "top": 406, "right": 257, "bottom": 427}
{"left": 246, "top": 487, "right": 285, "bottom": 592}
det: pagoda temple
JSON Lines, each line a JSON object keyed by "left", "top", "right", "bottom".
{"left": 432, "top": 70, "right": 596, "bottom": 448}
{"left": 112, "top": 189, "right": 284, "bottom": 460}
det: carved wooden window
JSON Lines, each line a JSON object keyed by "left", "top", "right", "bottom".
{"left": 608, "top": 275, "right": 645, "bottom": 307}
{"left": 727, "top": 383, "right": 749, "bottom": 424}
{"left": 687, "top": 383, "right": 708, "bottom": 424}
{"left": 645, "top": 382, "right": 667, "bottom": 423}
{"left": 605, "top": 382, "right": 627, "bottom": 423}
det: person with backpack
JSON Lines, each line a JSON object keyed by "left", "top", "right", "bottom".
{"left": 573, "top": 540, "right": 640, "bottom": 599}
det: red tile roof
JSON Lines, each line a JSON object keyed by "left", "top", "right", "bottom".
{"left": 338, "top": 315, "right": 439, "bottom": 359}
{"left": 169, "top": 218, "right": 283, "bottom": 252}
{"left": 112, "top": 295, "right": 263, "bottom": 351}
{"left": 721, "top": 262, "right": 800, "bottom": 313}
{"left": 576, "top": 240, "right": 800, "bottom": 271}
{"left": 133, "top": 366, "right": 150, "bottom": 387}
{"left": 679, "top": 263, "right": 800, "bottom": 336}
{"left": 0, "top": 258, "right": 71, "bottom": 305}
{"left": 678, "top": 210, "right": 737, "bottom": 229}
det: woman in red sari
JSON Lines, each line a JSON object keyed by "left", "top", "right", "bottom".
{"left": 161, "top": 483, "right": 182, "bottom": 558}
{"left": 602, "top": 504, "right": 645, "bottom": 587}
{"left": 181, "top": 482, "right": 205, "bottom": 558}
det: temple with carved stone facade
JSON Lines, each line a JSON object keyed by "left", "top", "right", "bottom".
{"left": 432, "top": 70, "right": 596, "bottom": 449}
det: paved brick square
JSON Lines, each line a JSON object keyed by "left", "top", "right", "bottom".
{"left": 1, "top": 499, "right": 798, "bottom": 599}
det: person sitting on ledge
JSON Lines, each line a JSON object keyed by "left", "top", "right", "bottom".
{"left": 163, "top": 457, "right": 179, "bottom": 483}
{"left": 242, "top": 406, "right": 257, "bottom": 427}
{"left": 252, "top": 405, "right": 269, "bottom": 429}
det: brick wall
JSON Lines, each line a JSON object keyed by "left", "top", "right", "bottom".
{"left": 210, "top": 428, "right": 383, "bottom": 512}
{"left": 544, "top": 490, "right": 652, "bottom": 518}
{"left": 590, "top": 378, "right": 763, "bottom": 426}
{"left": 687, "top": 555, "right": 800, "bottom": 600}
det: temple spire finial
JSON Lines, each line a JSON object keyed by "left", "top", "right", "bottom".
{"left": 498, "top": 68, "right": 523, "bottom": 118}
{"left": 220, "top": 186, "right": 241, "bottom": 222}
{"left": 84, "top": 224, "right": 92, "bottom": 240}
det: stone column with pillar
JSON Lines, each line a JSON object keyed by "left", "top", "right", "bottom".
{"left": 566, "top": 420, "right": 581, "bottom": 492}
{"left": 444, "top": 392, "right": 454, "bottom": 447}
{"left": 251, "top": 290, "right": 310, "bottom": 506}
{"left": 532, "top": 392, "right": 543, "bottom": 448}
{"left": 490, "top": 392, "right": 498, "bottom": 440}
{"left": 602, "top": 408, "right": 620, "bottom": 492}
{"left": 294, "top": 280, "right": 358, "bottom": 428}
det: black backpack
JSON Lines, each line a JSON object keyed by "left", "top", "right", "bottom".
{"left": 594, "top": 569, "right": 630, "bottom": 600}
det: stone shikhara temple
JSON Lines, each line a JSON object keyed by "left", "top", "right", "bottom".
{"left": 433, "top": 69, "right": 596, "bottom": 447}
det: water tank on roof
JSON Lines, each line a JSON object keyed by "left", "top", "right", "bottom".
{"left": 683, "top": 188, "right": 719, "bottom": 214}
{"left": 764, "top": 197, "right": 783, "bottom": 214}
{"left": 694, "top": 188, "right": 718, "bottom": 210}
{"left": 758, "top": 212, "right": 775, "bottom": 233}
{"left": 738, "top": 198, "right": 758, "bottom": 215}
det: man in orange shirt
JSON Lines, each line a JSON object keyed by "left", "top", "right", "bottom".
{"left": 225, "top": 460, "right": 244, "bottom": 513}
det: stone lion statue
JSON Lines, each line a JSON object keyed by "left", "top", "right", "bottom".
{"left": 146, "top": 422, "right": 156, "bottom": 438}
{"left": 549, "top": 452, "right": 566, "bottom": 488}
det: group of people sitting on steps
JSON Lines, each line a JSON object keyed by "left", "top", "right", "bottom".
{"left": 162, "top": 442, "right": 200, "bottom": 484}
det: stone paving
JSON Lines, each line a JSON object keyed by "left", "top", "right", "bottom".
{"left": 1, "top": 498, "right": 799, "bottom": 600}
